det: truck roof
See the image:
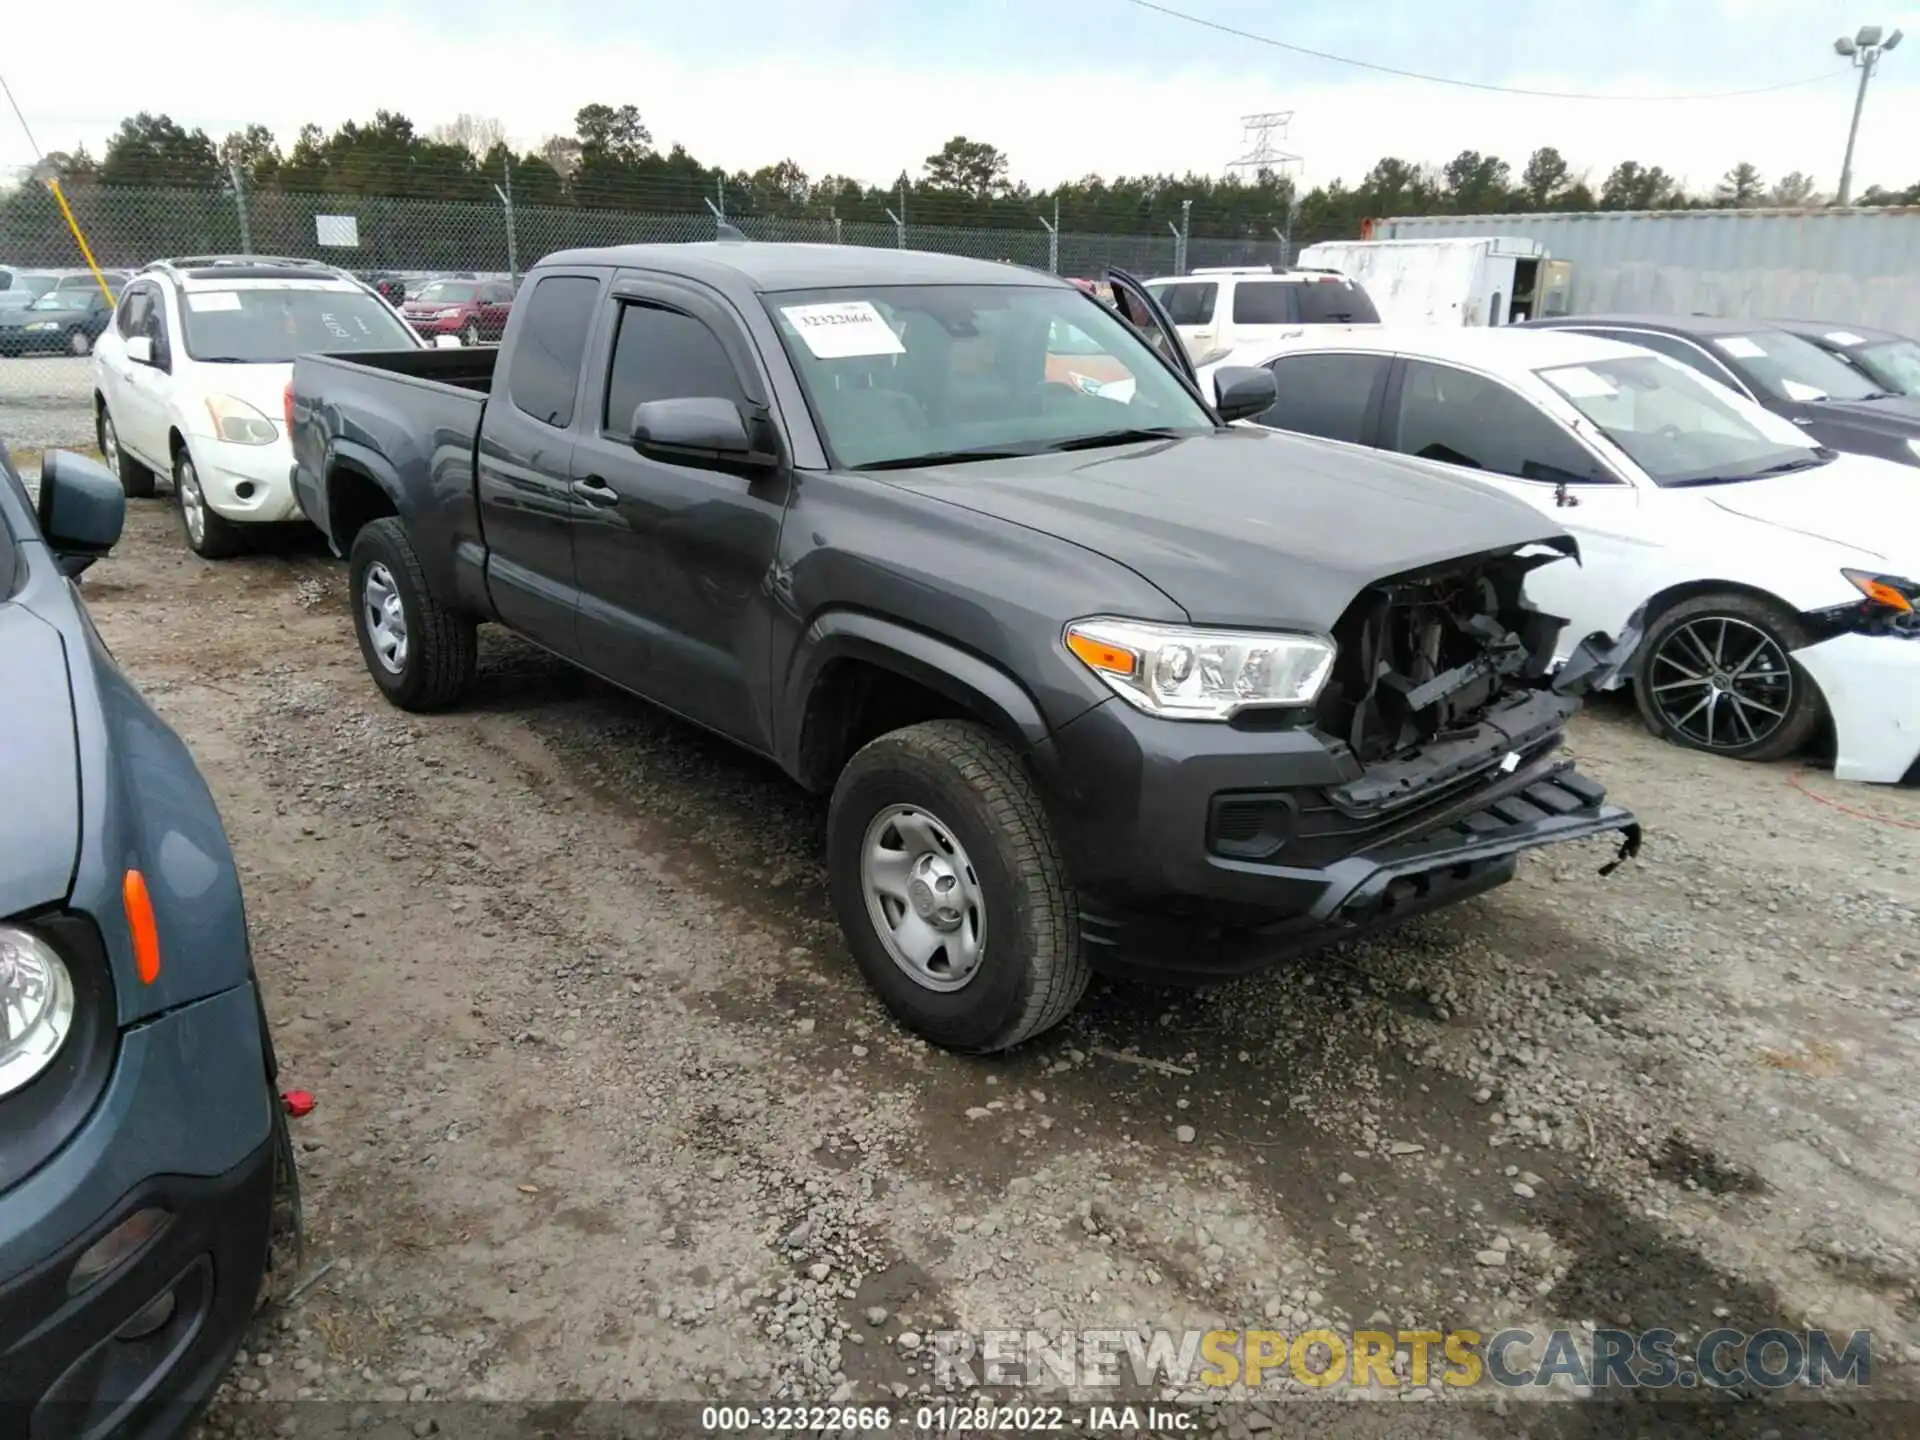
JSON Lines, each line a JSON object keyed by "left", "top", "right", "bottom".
{"left": 536, "top": 242, "right": 1063, "bottom": 294}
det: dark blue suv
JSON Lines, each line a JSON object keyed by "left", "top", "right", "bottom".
{"left": 0, "top": 446, "right": 299, "bottom": 1438}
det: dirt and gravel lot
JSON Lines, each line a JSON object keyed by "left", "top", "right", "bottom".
{"left": 0, "top": 357, "right": 95, "bottom": 450}
{"left": 50, "top": 480, "right": 1920, "bottom": 1437}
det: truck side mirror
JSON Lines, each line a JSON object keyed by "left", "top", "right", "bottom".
{"left": 631, "top": 397, "right": 773, "bottom": 468}
{"left": 1212, "top": 365, "right": 1279, "bottom": 422}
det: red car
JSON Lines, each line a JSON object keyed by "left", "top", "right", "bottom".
{"left": 400, "top": 278, "right": 514, "bottom": 345}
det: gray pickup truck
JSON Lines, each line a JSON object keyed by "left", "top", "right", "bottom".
{"left": 290, "top": 242, "right": 1640, "bottom": 1053}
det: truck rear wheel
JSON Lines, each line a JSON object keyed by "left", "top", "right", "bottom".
{"left": 827, "top": 720, "right": 1088, "bottom": 1053}
{"left": 348, "top": 517, "right": 476, "bottom": 711}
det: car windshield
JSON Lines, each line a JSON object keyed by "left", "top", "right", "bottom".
{"left": 414, "top": 281, "right": 478, "bottom": 303}
{"left": 763, "top": 283, "right": 1214, "bottom": 469}
{"left": 1538, "top": 354, "right": 1827, "bottom": 487}
{"left": 179, "top": 286, "right": 418, "bottom": 362}
{"left": 1855, "top": 338, "right": 1920, "bottom": 396}
{"left": 1707, "top": 329, "right": 1885, "bottom": 402}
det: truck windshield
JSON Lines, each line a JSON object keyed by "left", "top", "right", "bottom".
{"left": 1538, "top": 354, "right": 1828, "bottom": 487}
{"left": 180, "top": 286, "right": 419, "bottom": 363}
{"left": 763, "top": 283, "right": 1215, "bottom": 470}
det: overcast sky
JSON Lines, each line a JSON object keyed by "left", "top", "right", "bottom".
{"left": 7, "top": 0, "right": 1919, "bottom": 198}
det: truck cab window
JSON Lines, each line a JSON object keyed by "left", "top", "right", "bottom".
{"left": 505, "top": 275, "right": 600, "bottom": 428}
{"left": 603, "top": 303, "right": 746, "bottom": 436}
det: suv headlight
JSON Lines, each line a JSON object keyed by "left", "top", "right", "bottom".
{"left": 1, "top": 925, "right": 76, "bottom": 1097}
{"left": 1065, "top": 618, "right": 1335, "bottom": 719}
{"left": 205, "top": 394, "right": 278, "bottom": 445}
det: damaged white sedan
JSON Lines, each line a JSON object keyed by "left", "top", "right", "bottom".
{"left": 1201, "top": 327, "right": 1920, "bottom": 783}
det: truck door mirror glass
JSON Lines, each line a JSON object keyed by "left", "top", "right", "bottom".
{"left": 1212, "top": 365, "right": 1280, "bottom": 423}
{"left": 631, "top": 397, "right": 770, "bottom": 467}
{"left": 125, "top": 335, "right": 155, "bottom": 365}
{"left": 433, "top": 334, "right": 463, "bottom": 349}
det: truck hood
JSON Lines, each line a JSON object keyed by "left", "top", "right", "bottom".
{"left": 0, "top": 605, "right": 80, "bottom": 916}
{"left": 1704, "top": 451, "right": 1920, "bottom": 569}
{"left": 880, "top": 427, "right": 1575, "bottom": 631}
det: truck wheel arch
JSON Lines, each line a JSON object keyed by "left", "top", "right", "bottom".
{"left": 323, "top": 444, "right": 406, "bottom": 554}
{"left": 783, "top": 613, "right": 1052, "bottom": 793}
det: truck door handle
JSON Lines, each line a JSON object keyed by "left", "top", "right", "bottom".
{"left": 571, "top": 477, "right": 620, "bottom": 505}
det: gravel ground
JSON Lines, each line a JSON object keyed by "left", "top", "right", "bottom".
{"left": 0, "top": 354, "right": 95, "bottom": 450}
{"left": 54, "top": 491, "right": 1920, "bottom": 1438}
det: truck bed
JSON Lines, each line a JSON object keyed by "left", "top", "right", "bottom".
{"left": 307, "top": 346, "right": 498, "bottom": 393}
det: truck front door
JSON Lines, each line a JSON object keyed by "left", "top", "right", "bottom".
{"left": 566, "top": 281, "right": 788, "bottom": 751}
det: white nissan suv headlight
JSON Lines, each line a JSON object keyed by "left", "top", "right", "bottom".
{"left": 1065, "top": 618, "right": 1336, "bottom": 720}
{"left": 1, "top": 925, "right": 76, "bottom": 1098}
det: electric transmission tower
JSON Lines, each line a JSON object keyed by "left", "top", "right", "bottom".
{"left": 1226, "top": 111, "right": 1302, "bottom": 178}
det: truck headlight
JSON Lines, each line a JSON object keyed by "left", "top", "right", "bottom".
{"left": 1, "top": 925, "right": 76, "bottom": 1098}
{"left": 1065, "top": 618, "right": 1335, "bottom": 719}
{"left": 205, "top": 394, "right": 278, "bottom": 445}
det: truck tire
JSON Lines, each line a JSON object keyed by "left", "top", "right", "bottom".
{"left": 348, "top": 516, "right": 476, "bottom": 711}
{"left": 827, "top": 719, "right": 1088, "bottom": 1053}
{"left": 1632, "top": 591, "right": 1823, "bottom": 763}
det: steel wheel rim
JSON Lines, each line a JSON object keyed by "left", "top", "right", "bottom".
{"left": 178, "top": 459, "right": 206, "bottom": 546}
{"left": 860, "top": 804, "right": 986, "bottom": 992}
{"left": 362, "top": 561, "right": 408, "bottom": 674}
{"left": 101, "top": 415, "right": 119, "bottom": 474}
{"left": 463, "top": 322, "right": 480, "bottom": 345}
{"left": 1647, "top": 615, "right": 1792, "bottom": 751}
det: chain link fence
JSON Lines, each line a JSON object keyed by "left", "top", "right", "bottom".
{"left": 1, "top": 178, "right": 1346, "bottom": 450}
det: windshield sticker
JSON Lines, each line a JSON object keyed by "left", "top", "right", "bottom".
{"left": 319, "top": 312, "right": 354, "bottom": 341}
{"left": 1547, "top": 366, "right": 1617, "bottom": 399}
{"left": 1713, "top": 336, "right": 1766, "bottom": 359}
{"left": 781, "top": 301, "right": 905, "bottom": 359}
{"left": 1825, "top": 330, "right": 1866, "bottom": 347}
{"left": 186, "top": 291, "right": 243, "bottom": 313}
{"left": 1780, "top": 379, "right": 1829, "bottom": 401}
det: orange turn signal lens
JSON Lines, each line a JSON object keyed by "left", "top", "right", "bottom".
{"left": 1066, "top": 630, "right": 1139, "bottom": 676}
{"left": 123, "top": 870, "right": 161, "bottom": 985}
{"left": 1843, "top": 569, "right": 1914, "bottom": 612}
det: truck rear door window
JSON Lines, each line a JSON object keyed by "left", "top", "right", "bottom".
{"left": 505, "top": 275, "right": 600, "bottom": 428}
{"left": 602, "top": 303, "right": 745, "bottom": 435}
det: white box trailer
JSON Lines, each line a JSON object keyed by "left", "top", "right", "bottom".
{"left": 1295, "top": 237, "right": 1572, "bottom": 327}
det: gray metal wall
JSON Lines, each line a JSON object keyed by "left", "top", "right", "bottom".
{"left": 1375, "top": 207, "right": 1920, "bottom": 333}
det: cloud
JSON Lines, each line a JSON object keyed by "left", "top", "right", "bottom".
{"left": 7, "top": 0, "right": 1919, "bottom": 198}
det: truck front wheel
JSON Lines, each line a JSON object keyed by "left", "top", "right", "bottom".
{"left": 348, "top": 517, "right": 476, "bottom": 711}
{"left": 827, "top": 720, "right": 1089, "bottom": 1053}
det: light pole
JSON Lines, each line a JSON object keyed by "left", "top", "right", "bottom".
{"left": 1834, "top": 24, "right": 1903, "bottom": 205}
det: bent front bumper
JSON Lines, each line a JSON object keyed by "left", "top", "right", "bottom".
{"left": 1039, "top": 694, "right": 1639, "bottom": 983}
{"left": 1082, "top": 758, "right": 1637, "bottom": 981}
{"left": 1792, "top": 631, "right": 1920, "bottom": 785}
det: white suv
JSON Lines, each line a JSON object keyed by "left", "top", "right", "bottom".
{"left": 92, "top": 256, "right": 427, "bottom": 558}
{"left": 1145, "top": 266, "right": 1380, "bottom": 363}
